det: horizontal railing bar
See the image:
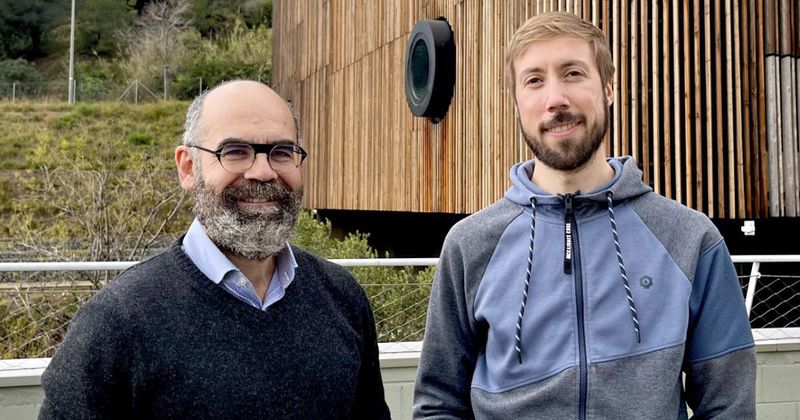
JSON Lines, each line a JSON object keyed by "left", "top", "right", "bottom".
{"left": 0, "top": 258, "right": 443, "bottom": 272}
{"left": 0, "top": 256, "right": 798, "bottom": 272}
{"left": 731, "top": 255, "right": 800, "bottom": 263}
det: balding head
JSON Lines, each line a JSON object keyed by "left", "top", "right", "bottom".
{"left": 183, "top": 80, "right": 299, "bottom": 148}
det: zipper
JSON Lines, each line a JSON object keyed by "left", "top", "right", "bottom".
{"left": 563, "top": 194, "right": 575, "bottom": 274}
{"left": 564, "top": 193, "right": 588, "bottom": 420}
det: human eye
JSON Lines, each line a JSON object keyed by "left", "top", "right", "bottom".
{"left": 524, "top": 76, "right": 543, "bottom": 87}
{"left": 565, "top": 68, "right": 586, "bottom": 79}
{"left": 220, "top": 144, "right": 253, "bottom": 161}
{"left": 270, "top": 145, "right": 296, "bottom": 162}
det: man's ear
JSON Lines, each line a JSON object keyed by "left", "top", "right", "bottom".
{"left": 605, "top": 79, "right": 614, "bottom": 106}
{"left": 175, "top": 146, "right": 197, "bottom": 191}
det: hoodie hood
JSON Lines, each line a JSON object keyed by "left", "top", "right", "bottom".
{"left": 504, "top": 156, "right": 652, "bottom": 206}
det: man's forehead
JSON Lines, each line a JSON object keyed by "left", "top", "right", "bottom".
{"left": 199, "top": 84, "right": 296, "bottom": 134}
{"left": 515, "top": 38, "right": 595, "bottom": 73}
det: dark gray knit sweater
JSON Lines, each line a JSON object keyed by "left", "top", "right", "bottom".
{"left": 39, "top": 240, "right": 390, "bottom": 419}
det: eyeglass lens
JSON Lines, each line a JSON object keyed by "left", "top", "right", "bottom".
{"left": 219, "top": 143, "right": 303, "bottom": 174}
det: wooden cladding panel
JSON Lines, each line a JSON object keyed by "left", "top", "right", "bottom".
{"left": 272, "top": 0, "right": 795, "bottom": 218}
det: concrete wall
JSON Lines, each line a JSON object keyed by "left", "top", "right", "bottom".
{"left": 2, "top": 338, "right": 798, "bottom": 420}
{"left": 756, "top": 335, "right": 800, "bottom": 419}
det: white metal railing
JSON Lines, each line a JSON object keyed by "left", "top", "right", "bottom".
{"left": 0, "top": 258, "right": 440, "bottom": 272}
{"left": 729, "top": 255, "right": 800, "bottom": 316}
{"left": 1, "top": 255, "right": 798, "bottom": 318}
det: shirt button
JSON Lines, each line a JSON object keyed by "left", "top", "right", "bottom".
{"left": 238, "top": 277, "right": 247, "bottom": 287}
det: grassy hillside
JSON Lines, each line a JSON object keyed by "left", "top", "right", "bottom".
{"left": 0, "top": 101, "right": 187, "bottom": 171}
{"left": 0, "top": 101, "right": 193, "bottom": 261}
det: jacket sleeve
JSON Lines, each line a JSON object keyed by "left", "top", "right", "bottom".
{"left": 353, "top": 290, "right": 392, "bottom": 420}
{"left": 684, "top": 240, "right": 756, "bottom": 419}
{"left": 39, "top": 291, "right": 133, "bottom": 420}
{"left": 413, "top": 235, "right": 480, "bottom": 419}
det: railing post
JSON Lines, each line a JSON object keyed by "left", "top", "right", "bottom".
{"left": 744, "top": 261, "right": 761, "bottom": 317}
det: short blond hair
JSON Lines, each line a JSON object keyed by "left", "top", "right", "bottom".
{"left": 505, "top": 12, "right": 614, "bottom": 93}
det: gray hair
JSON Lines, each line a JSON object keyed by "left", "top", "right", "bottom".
{"left": 182, "top": 80, "right": 301, "bottom": 156}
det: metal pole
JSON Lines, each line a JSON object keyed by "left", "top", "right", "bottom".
{"left": 68, "top": 0, "right": 76, "bottom": 104}
{"left": 744, "top": 262, "right": 761, "bottom": 317}
{"left": 163, "top": 66, "right": 168, "bottom": 101}
{"left": 199, "top": 77, "right": 202, "bottom": 95}
{"left": 12, "top": 82, "right": 15, "bottom": 103}
{"left": 135, "top": 80, "right": 139, "bottom": 104}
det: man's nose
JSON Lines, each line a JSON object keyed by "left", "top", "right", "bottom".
{"left": 544, "top": 81, "right": 570, "bottom": 112}
{"left": 243, "top": 153, "right": 278, "bottom": 181}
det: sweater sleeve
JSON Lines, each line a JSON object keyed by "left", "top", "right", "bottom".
{"left": 39, "top": 290, "right": 134, "bottom": 420}
{"left": 353, "top": 292, "right": 392, "bottom": 420}
{"left": 413, "top": 235, "right": 480, "bottom": 419}
{"left": 684, "top": 240, "right": 756, "bottom": 419}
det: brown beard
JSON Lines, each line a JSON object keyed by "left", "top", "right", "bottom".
{"left": 192, "top": 172, "right": 303, "bottom": 261}
{"left": 520, "top": 99, "right": 609, "bottom": 171}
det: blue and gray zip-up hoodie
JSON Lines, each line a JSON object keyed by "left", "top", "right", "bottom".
{"left": 413, "top": 157, "right": 755, "bottom": 419}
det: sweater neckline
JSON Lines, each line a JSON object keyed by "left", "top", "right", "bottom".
{"left": 162, "top": 239, "right": 303, "bottom": 322}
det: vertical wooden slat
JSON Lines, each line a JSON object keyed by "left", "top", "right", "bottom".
{"left": 715, "top": 0, "right": 725, "bottom": 217}
{"left": 621, "top": 0, "right": 630, "bottom": 157}
{"left": 663, "top": 0, "right": 673, "bottom": 199}
{"left": 612, "top": 0, "right": 620, "bottom": 156}
{"left": 734, "top": 0, "right": 746, "bottom": 218}
{"left": 704, "top": 0, "right": 714, "bottom": 217}
{"left": 779, "top": 0, "right": 798, "bottom": 217}
{"left": 674, "top": 0, "right": 684, "bottom": 204}
{"left": 631, "top": 0, "right": 639, "bottom": 163}
{"left": 640, "top": 0, "right": 650, "bottom": 185}
{"left": 693, "top": 0, "right": 703, "bottom": 214}
{"left": 683, "top": 1, "right": 693, "bottom": 208}
{"left": 652, "top": 0, "right": 661, "bottom": 195}
{"left": 725, "top": 0, "right": 736, "bottom": 218}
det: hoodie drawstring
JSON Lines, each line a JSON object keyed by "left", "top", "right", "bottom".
{"left": 515, "top": 197, "right": 536, "bottom": 364}
{"left": 606, "top": 191, "right": 642, "bottom": 343}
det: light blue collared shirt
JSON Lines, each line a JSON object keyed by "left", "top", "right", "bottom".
{"left": 181, "top": 219, "right": 297, "bottom": 310}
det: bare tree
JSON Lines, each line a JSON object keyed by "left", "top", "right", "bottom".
{"left": 12, "top": 157, "right": 189, "bottom": 287}
{"left": 120, "top": 0, "right": 194, "bottom": 97}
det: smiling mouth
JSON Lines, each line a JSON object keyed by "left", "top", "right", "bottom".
{"left": 237, "top": 199, "right": 279, "bottom": 207}
{"left": 545, "top": 121, "right": 581, "bottom": 133}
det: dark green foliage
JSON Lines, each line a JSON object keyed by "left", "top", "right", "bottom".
{"left": 171, "top": 20, "right": 271, "bottom": 99}
{"left": 192, "top": 0, "right": 272, "bottom": 35}
{"left": 0, "top": 59, "right": 46, "bottom": 90}
{"left": 291, "top": 211, "right": 434, "bottom": 342}
{"left": 0, "top": 0, "right": 69, "bottom": 59}
{"left": 77, "top": 0, "right": 135, "bottom": 57}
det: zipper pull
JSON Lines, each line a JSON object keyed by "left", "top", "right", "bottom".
{"left": 564, "top": 193, "right": 574, "bottom": 274}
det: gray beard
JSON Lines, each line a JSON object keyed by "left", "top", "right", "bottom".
{"left": 192, "top": 172, "right": 303, "bottom": 261}
{"left": 520, "top": 102, "right": 609, "bottom": 172}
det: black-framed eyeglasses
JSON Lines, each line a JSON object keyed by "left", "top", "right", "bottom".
{"left": 189, "top": 142, "right": 308, "bottom": 175}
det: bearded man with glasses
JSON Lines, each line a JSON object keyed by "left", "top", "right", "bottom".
{"left": 40, "top": 80, "right": 391, "bottom": 419}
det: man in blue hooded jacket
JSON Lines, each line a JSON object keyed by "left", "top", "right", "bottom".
{"left": 413, "top": 12, "right": 755, "bottom": 419}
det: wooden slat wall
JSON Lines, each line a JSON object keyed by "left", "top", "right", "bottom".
{"left": 273, "top": 0, "right": 798, "bottom": 218}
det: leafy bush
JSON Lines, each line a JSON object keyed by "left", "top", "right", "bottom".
{"left": 172, "top": 20, "right": 272, "bottom": 99}
{"left": 0, "top": 58, "right": 45, "bottom": 83}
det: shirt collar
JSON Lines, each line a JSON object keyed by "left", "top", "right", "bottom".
{"left": 181, "top": 218, "right": 297, "bottom": 286}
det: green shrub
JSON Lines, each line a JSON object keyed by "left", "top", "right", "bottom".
{"left": 0, "top": 59, "right": 45, "bottom": 84}
{"left": 54, "top": 113, "right": 77, "bottom": 129}
{"left": 127, "top": 132, "right": 153, "bottom": 146}
{"left": 172, "top": 20, "right": 272, "bottom": 99}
